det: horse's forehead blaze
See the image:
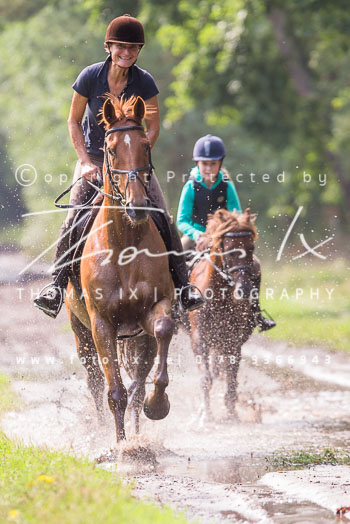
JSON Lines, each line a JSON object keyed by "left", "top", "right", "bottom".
{"left": 124, "top": 134, "right": 131, "bottom": 147}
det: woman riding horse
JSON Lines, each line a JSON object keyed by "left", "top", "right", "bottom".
{"left": 34, "top": 14, "right": 204, "bottom": 317}
{"left": 177, "top": 134, "right": 275, "bottom": 331}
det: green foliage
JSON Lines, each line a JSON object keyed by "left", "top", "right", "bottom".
{"left": 261, "top": 259, "right": 350, "bottom": 351}
{"left": 1, "top": 0, "right": 350, "bottom": 250}
{"left": 0, "top": 0, "right": 49, "bottom": 26}
{"left": 0, "top": 433, "right": 189, "bottom": 523}
{"left": 141, "top": 0, "right": 350, "bottom": 231}
{"left": 266, "top": 447, "right": 350, "bottom": 470}
{"left": 0, "top": 374, "right": 18, "bottom": 416}
{"left": 0, "top": 1, "right": 105, "bottom": 251}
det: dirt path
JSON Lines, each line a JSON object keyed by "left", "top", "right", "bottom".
{"left": 1, "top": 258, "right": 350, "bottom": 523}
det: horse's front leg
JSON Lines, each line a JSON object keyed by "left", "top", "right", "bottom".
{"left": 90, "top": 314, "right": 127, "bottom": 442}
{"left": 68, "top": 311, "right": 105, "bottom": 423}
{"left": 191, "top": 324, "right": 213, "bottom": 423}
{"left": 225, "top": 346, "right": 242, "bottom": 419}
{"left": 127, "top": 335, "right": 157, "bottom": 433}
{"left": 142, "top": 298, "right": 174, "bottom": 420}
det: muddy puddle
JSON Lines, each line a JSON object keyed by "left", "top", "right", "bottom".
{"left": 1, "top": 273, "right": 350, "bottom": 523}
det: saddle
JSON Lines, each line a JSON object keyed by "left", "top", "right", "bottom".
{"left": 185, "top": 249, "right": 209, "bottom": 278}
{"left": 69, "top": 193, "right": 104, "bottom": 303}
{"left": 68, "top": 195, "right": 172, "bottom": 306}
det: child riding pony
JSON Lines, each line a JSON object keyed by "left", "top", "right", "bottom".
{"left": 177, "top": 134, "right": 275, "bottom": 331}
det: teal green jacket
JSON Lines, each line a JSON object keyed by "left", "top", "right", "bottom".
{"left": 176, "top": 166, "right": 242, "bottom": 241}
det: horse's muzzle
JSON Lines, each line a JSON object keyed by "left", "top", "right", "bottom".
{"left": 125, "top": 201, "right": 150, "bottom": 223}
{"left": 233, "top": 281, "right": 252, "bottom": 300}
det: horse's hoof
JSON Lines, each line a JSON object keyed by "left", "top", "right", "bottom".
{"left": 143, "top": 393, "right": 170, "bottom": 420}
{"left": 94, "top": 448, "right": 119, "bottom": 464}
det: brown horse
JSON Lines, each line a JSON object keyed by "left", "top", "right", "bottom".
{"left": 188, "top": 208, "right": 258, "bottom": 422}
{"left": 65, "top": 95, "right": 174, "bottom": 442}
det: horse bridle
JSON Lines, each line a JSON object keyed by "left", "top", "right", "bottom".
{"left": 53, "top": 124, "right": 154, "bottom": 211}
{"left": 205, "top": 231, "right": 254, "bottom": 287}
{"left": 104, "top": 124, "right": 154, "bottom": 206}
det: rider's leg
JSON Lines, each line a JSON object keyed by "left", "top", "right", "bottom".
{"left": 250, "top": 255, "right": 276, "bottom": 331}
{"left": 34, "top": 157, "right": 103, "bottom": 318}
{"left": 149, "top": 174, "right": 204, "bottom": 311}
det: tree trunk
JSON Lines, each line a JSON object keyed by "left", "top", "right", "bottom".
{"left": 268, "top": 7, "right": 313, "bottom": 97}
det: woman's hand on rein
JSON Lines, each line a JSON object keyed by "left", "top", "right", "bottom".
{"left": 196, "top": 235, "right": 210, "bottom": 252}
{"left": 81, "top": 161, "right": 101, "bottom": 183}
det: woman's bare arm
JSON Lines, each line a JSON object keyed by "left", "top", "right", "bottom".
{"left": 144, "top": 95, "right": 160, "bottom": 149}
{"left": 67, "top": 91, "right": 100, "bottom": 179}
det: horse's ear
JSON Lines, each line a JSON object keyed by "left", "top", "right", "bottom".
{"left": 133, "top": 96, "right": 145, "bottom": 122}
{"left": 102, "top": 98, "right": 116, "bottom": 126}
{"left": 243, "top": 208, "right": 257, "bottom": 223}
{"left": 216, "top": 209, "right": 226, "bottom": 220}
{"left": 243, "top": 208, "right": 251, "bottom": 220}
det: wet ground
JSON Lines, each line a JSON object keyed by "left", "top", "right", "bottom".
{"left": 1, "top": 254, "right": 350, "bottom": 523}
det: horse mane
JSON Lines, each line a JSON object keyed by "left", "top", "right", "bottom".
{"left": 206, "top": 209, "right": 258, "bottom": 248}
{"left": 99, "top": 94, "right": 156, "bottom": 127}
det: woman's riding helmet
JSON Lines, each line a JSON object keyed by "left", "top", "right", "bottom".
{"left": 105, "top": 14, "right": 145, "bottom": 46}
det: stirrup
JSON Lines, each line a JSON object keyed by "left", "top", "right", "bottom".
{"left": 255, "top": 309, "right": 276, "bottom": 332}
{"left": 261, "top": 308, "right": 275, "bottom": 322}
{"left": 179, "top": 284, "right": 206, "bottom": 312}
{"left": 33, "top": 281, "right": 64, "bottom": 319}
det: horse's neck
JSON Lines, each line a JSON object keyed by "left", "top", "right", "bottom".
{"left": 102, "top": 205, "right": 149, "bottom": 246}
{"left": 205, "top": 250, "right": 223, "bottom": 283}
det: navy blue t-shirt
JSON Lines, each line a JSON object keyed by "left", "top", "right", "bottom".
{"left": 72, "top": 55, "right": 159, "bottom": 158}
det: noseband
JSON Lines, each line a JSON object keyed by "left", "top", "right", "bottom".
{"left": 220, "top": 231, "right": 253, "bottom": 275}
{"left": 104, "top": 124, "right": 154, "bottom": 206}
{"left": 205, "top": 231, "right": 254, "bottom": 287}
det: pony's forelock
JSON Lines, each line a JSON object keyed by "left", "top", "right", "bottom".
{"left": 206, "top": 209, "right": 258, "bottom": 247}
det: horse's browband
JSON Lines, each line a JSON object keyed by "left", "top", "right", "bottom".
{"left": 105, "top": 125, "right": 144, "bottom": 136}
{"left": 223, "top": 232, "right": 253, "bottom": 238}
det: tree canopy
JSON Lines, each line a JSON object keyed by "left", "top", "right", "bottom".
{"left": 0, "top": 0, "right": 348, "bottom": 253}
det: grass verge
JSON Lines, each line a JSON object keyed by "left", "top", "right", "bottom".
{"left": 265, "top": 448, "right": 350, "bottom": 470}
{"left": 0, "top": 376, "right": 188, "bottom": 524}
{"left": 0, "top": 434, "right": 189, "bottom": 523}
{"left": 0, "top": 373, "right": 18, "bottom": 416}
{"left": 260, "top": 258, "right": 350, "bottom": 351}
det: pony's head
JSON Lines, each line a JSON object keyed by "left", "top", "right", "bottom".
{"left": 99, "top": 94, "right": 153, "bottom": 224}
{"left": 206, "top": 208, "right": 258, "bottom": 299}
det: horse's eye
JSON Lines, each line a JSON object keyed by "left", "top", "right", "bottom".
{"left": 108, "top": 148, "right": 116, "bottom": 158}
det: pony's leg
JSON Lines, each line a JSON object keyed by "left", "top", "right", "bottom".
{"left": 90, "top": 315, "right": 127, "bottom": 442}
{"left": 192, "top": 327, "right": 213, "bottom": 422}
{"left": 68, "top": 310, "right": 105, "bottom": 422}
{"left": 127, "top": 335, "right": 157, "bottom": 434}
{"left": 142, "top": 299, "right": 174, "bottom": 420}
{"left": 225, "top": 347, "right": 242, "bottom": 418}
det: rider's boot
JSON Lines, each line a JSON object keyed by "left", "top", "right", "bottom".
{"left": 167, "top": 221, "right": 205, "bottom": 311}
{"left": 251, "top": 273, "right": 276, "bottom": 332}
{"left": 33, "top": 223, "right": 71, "bottom": 319}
